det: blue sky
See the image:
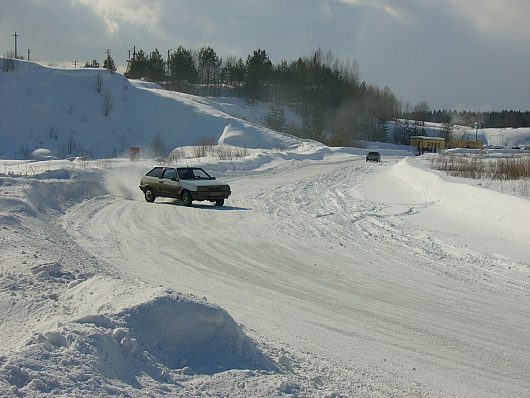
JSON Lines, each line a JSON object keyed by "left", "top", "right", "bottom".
{"left": 1, "top": 0, "right": 529, "bottom": 110}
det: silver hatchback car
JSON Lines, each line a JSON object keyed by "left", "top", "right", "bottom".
{"left": 139, "top": 166, "right": 231, "bottom": 207}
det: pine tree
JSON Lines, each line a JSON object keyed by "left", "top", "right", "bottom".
{"left": 197, "top": 46, "right": 221, "bottom": 87}
{"left": 169, "top": 46, "right": 197, "bottom": 84}
{"left": 148, "top": 48, "right": 166, "bottom": 82}
{"left": 128, "top": 50, "right": 148, "bottom": 79}
{"left": 267, "top": 105, "right": 287, "bottom": 132}
{"left": 103, "top": 54, "right": 117, "bottom": 72}
{"left": 245, "top": 49, "right": 272, "bottom": 99}
{"left": 84, "top": 59, "right": 100, "bottom": 68}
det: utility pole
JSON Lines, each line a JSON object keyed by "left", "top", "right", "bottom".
{"left": 167, "top": 49, "right": 172, "bottom": 77}
{"left": 73, "top": 60, "right": 78, "bottom": 69}
{"left": 27, "top": 49, "right": 30, "bottom": 61}
{"left": 133, "top": 46, "right": 136, "bottom": 61}
{"left": 14, "top": 31, "right": 18, "bottom": 58}
{"left": 125, "top": 49, "right": 132, "bottom": 75}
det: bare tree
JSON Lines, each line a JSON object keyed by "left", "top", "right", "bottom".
{"left": 413, "top": 101, "right": 430, "bottom": 126}
{"left": 102, "top": 91, "right": 113, "bottom": 117}
{"left": 95, "top": 73, "right": 103, "bottom": 93}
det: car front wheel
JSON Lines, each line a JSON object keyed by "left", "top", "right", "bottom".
{"left": 144, "top": 188, "right": 156, "bottom": 203}
{"left": 214, "top": 199, "right": 224, "bottom": 207}
{"left": 182, "top": 190, "right": 193, "bottom": 207}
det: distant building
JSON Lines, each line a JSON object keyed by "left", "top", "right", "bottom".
{"left": 410, "top": 136, "right": 445, "bottom": 154}
{"left": 410, "top": 136, "right": 484, "bottom": 154}
{"left": 445, "top": 140, "right": 483, "bottom": 150}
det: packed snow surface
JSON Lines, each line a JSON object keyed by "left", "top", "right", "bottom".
{"left": 0, "top": 149, "right": 529, "bottom": 397}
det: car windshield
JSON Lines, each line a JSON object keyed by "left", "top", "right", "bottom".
{"left": 177, "top": 167, "right": 212, "bottom": 180}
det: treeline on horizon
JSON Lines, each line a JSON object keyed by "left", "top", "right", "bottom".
{"left": 404, "top": 109, "right": 530, "bottom": 129}
{"left": 97, "top": 46, "right": 529, "bottom": 145}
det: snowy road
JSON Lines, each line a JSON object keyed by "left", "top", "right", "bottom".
{"left": 62, "top": 155, "right": 530, "bottom": 397}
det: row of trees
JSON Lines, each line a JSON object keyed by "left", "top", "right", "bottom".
{"left": 85, "top": 52, "right": 117, "bottom": 72}
{"left": 405, "top": 109, "right": 530, "bottom": 129}
{"left": 92, "top": 46, "right": 530, "bottom": 145}
{"left": 125, "top": 46, "right": 404, "bottom": 145}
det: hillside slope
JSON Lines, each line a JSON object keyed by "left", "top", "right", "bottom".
{"left": 0, "top": 59, "right": 308, "bottom": 159}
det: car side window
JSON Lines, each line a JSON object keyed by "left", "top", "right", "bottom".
{"left": 146, "top": 167, "right": 164, "bottom": 178}
{"left": 162, "top": 168, "right": 177, "bottom": 180}
{"left": 178, "top": 168, "right": 195, "bottom": 180}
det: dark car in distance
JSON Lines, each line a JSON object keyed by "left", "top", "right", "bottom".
{"left": 139, "top": 166, "right": 231, "bottom": 207}
{"left": 366, "top": 151, "right": 381, "bottom": 162}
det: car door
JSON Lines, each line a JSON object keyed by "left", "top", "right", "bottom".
{"left": 143, "top": 167, "right": 164, "bottom": 195}
{"left": 159, "top": 168, "right": 181, "bottom": 198}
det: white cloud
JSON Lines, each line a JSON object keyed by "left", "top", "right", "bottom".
{"left": 335, "top": 0, "right": 406, "bottom": 21}
{"left": 443, "top": 0, "right": 530, "bottom": 40}
{"left": 76, "top": 0, "right": 161, "bottom": 34}
{"left": 1, "top": 0, "right": 529, "bottom": 109}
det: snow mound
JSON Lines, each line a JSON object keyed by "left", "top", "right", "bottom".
{"left": 0, "top": 294, "right": 276, "bottom": 396}
{"left": 116, "top": 295, "right": 277, "bottom": 374}
{"left": 129, "top": 79, "right": 164, "bottom": 90}
{"left": 31, "top": 148, "right": 56, "bottom": 161}
{"left": 218, "top": 123, "right": 307, "bottom": 150}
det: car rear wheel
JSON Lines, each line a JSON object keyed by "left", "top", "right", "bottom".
{"left": 182, "top": 190, "right": 193, "bottom": 207}
{"left": 144, "top": 188, "right": 156, "bottom": 202}
{"left": 214, "top": 199, "right": 224, "bottom": 207}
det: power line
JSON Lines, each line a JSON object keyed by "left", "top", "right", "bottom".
{"left": 20, "top": 32, "right": 129, "bottom": 51}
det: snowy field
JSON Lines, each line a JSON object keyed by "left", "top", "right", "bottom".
{"left": 1, "top": 60, "right": 530, "bottom": 397}
{"left": 0, "top": 149, "right": 529, "bottom": 397}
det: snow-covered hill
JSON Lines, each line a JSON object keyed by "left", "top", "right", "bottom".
{"left": 0, "top": 59, "right": 310, "bottom": 159}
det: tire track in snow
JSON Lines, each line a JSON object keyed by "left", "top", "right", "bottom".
{"left": 62, "top": 156, "right": 530, "bottom": 397}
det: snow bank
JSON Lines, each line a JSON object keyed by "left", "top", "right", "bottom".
{"left": 116, "top": 295, "right": 277, "bottom": 373}
{"left": 31, "top": 148, "right": 56, "bottom": 161}
{"left": 393, "top": 158, "right": 530, "bottom": 237}
{"left": 217, "top": 122, "right": 308, "bottom": 150}
{"left": 0, "top": 292, "right": 276, "bottom": 395}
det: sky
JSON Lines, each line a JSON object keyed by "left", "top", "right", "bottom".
{"left": 1, "top": 0, "right": 530, "bottom": 111}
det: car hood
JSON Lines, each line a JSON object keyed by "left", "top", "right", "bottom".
{"left": 180, "top": 180, "right": 229, "bottom": 189}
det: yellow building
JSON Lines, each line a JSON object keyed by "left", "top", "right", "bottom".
{"left": 409, "top": 136, "right": 445, "bottom": 154}
{"left": 446, "top": 140, "right": 484, "bottom": 149}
